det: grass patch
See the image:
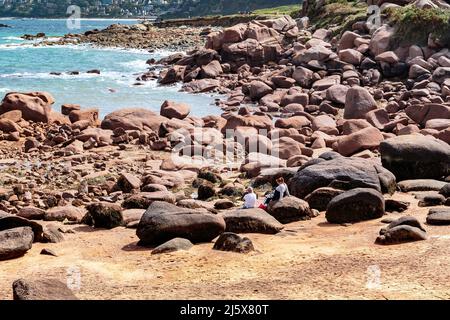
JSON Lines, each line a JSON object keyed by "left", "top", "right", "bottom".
{"left": 252, "top": 4, "right": 302, "bottom": 16}
{"left": 388, "top": 5, "right": 450, "bottom": 47}
{"left": 82, "top": 173, "right": 116, "bottom": 186}
{"left": 306, "top": 0, "right": 368, "bottom": 36}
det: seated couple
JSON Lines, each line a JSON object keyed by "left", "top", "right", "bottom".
{"left": 242, "top": 177, "right": 290, "bottom": 210}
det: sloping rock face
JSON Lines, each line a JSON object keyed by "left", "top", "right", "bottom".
{"left": 380, "top": 134, "right": 450, "bottom": 181}
{"left": 101, "top": 108, "right": 167, "bottom": 132}
{"left": 289, "top": 155, "right": 396, "bottom": 199}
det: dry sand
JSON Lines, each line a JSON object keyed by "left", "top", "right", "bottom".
{"left": 1, "top": 193, "right": 449, "bottom": 300}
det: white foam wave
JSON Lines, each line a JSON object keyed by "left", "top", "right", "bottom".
{"left": 0, "top": 71, "right": 125, "bottom": 80}
{"left": 151, "top": 48, "right": 184, "bottom": 57}
{"left": 2, "top": 36, "right": 24, "bottom": 41}
{"left": 119, "top": 59, "right": 149, "bottom": 71}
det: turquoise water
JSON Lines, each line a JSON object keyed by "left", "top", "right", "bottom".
{"left": 0, "top": 19, "right": 219, "bottom": 118}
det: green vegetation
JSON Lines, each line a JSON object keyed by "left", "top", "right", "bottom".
{"left": 161, "top": 0, "right": 300, "bottom": 19}
{"left": 251, "top": 4, "right": 302, "bottom": 16}
{"left": 388, "top": 5, "right": 450, "bottom": 47}
{"left": 306, "top": 0, "right": 368, "bottom": 35}
{"left": 0, "top": 0, "right": 300, "bottom": 18}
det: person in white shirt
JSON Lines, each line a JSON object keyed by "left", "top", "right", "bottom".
{"left": 243, "top": 187, "right": 257, "bottom": 209}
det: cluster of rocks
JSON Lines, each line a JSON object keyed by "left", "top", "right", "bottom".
{"left": 21, "top": 32, "right": 46, "bottom": 40}
{"left": 39, "top": 23, "right": 215, "bottom": 52}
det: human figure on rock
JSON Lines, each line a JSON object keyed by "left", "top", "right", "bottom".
{"left": 242, "top": 187, "right": 257, "bottom": 209}
{"left": 264, "top": 177, "right": 291, "bottom": 207}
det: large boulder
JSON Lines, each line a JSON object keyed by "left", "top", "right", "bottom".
{"left": 0, "top": 92, "right": 54, "bottom": 123}
{"left": 249, "top": 80, "right": 273, "bottom": 100}
{"left": 122, "top": 191, "right": 176, "bottom": 209}
{"left": 12, "top": 279, "right": 78, "bottom": 300}
{"left": 369, "top": 25, "right": 395, "bottom": 56}
{"left": 76, "top": 127, "right": 113, "bottom": 145}
{"left": 344, "top": 86, "right": 378, "bottom": 119}
{"left": 0, "top": 227, "right": 34, "bottom": 261}
{"left": 326, "top": 84, "right": 349, "bottom": 105}
{"left": 405, "top": 103, "right": 450, "bottom": 126}
{"left": 325, "top": 188, "right": 385, "bottom": 224}
{"left": 338, "top": 49, "right": 363, "bottom": 65}
{"left": 160, "top": 100, "right": 191, "bottom": 120}
{"left": 213, "top": 232, "right": 254, "bottom": 254}
{"left": 289, "top": 156, "right": 396, "bottom": 199}
{"left": 136, "top": 201, "right": 225, "bottom": 246}
{"left": 82, "top": 202, "right": 123, "bottom": 229}
{"left": 101, "top": 108, "right": 167, "bottom": 132}
{"left": 17, "top": 207, "right": 46, "bottom": 220}
{"left": 426, "top": 208, "right": 450, "bottom": 226}
{"left": 151, "top": 238, "right": 194, "bottom": 255}
{"left": 0, "top": 212, "right": 43, "bottom": 242}
{"left": 221, "top": 114, "right": 273, "bottom": 133}
{"left": 304, "top": 187, "right": 344, "bottom": 211}
{"left": 380, "top": 134, "right": 450, "bottom": 180}
{"left": 116, "top": 173, "right": 142, "bottom": 193}
{"left": 376, "top": 217, "right": 428, "bottom": 245}
{"left": 337, "top": 127, "right": 384, "bottom": 156}
{"left": 220, "top": 208, "right": 284, "bottom": 234}
{"left": 44, "top": 206, "right": 85, "bottom": 223}
{"left": 398, "top": 179, "right": 447, "bottom": 192}
{"left": 267, "top": 196, "right": 313, "bottom": 223}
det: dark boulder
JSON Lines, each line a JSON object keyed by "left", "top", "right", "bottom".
{"left": 385, "top": 199, "right": 410, "bottom": 212}
{"left": 151, "top": 238, "right": 194, "bottom": 255}
{"left": 398, "top": 179, "right": 447, "bottom": 192}
{"left": 83, "top": 202, "right": 123, "bottom": 229}
{"left": 376, "top": 224, "right": 427, "bottom": 245}
{"left": 439, "top": 183, "right": 450, "bottom": 197}
{"left": 12, "top": 279, "right": 78, "bottom": 300}
{"left": 289, "top": 157, "right": 396, "bottom": 199}
{"left": 136, "top": 201, "right": 225, "bottom": 246}
{"left": 213, "top": 232, "right": 254, "bottom": 254}
{"left": 380, "top": 135, "right": 450, "bottom": 181}
{"left": 326, "top": 188, "right": 385, "bottom": 224}
{"left": 426, "top": 208, "right": 450, "bottom": 225}
{"left": 0, "top": 227, "right": 34, "bottom": 261}
{"left": 304, "top": 187, "right": 344, "bottom": 211}
{"left": 418, "top": 194, "right": 446, "bottom": 207}
{"left": 382, "top": 216, "right": 426, "bottom": 233}
{"left": 267, "top": 196, "right": 313, "bottom": 224}
{"left": 220, "top": 208, "right": 283, "bottom": 234}
{"left": 42, "top": 225, "right": 64, "bottom": 243}
{"left": 197, "top": 181, "right": 216, "bottom": 200}
{"left": 122, "top": 191, "right": 176, "bottom": 209}
{"left": 0, "top": 212, "right": 43, "bottom": 242}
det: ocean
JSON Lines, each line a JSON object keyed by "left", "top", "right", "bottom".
{"left": 0, "top": 18, "right": 219, "bottom": 118}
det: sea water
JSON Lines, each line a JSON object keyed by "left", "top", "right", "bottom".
{"left": 0, "top": 19, "right": 220, "bottom": 118}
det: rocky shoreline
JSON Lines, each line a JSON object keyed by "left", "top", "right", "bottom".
{"left": 1, "top": 2, "right": 450, "bottom": 299}
{"left": 32, "top": 22, "right": 216, "bottom": 52}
